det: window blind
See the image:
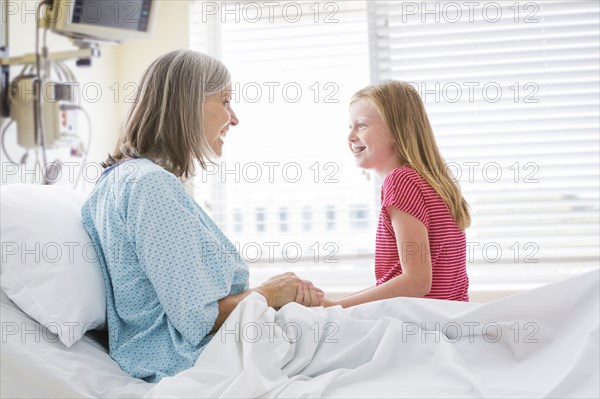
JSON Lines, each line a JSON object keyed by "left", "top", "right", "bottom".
{"left": 189, "top": 1, "right": 599, "bottom": 291}
{"left": 189, "top": 1, "right": 377, "bottom": 284}
{"left": 368, "top": 0, "right": 600, "bottom": 269}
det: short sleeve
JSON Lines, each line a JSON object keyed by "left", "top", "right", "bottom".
{"left": 120, "top": 171, "right": 233, "bottom": 346}
{"left": 381, "top": 168, "right": 430, "bottom": 230}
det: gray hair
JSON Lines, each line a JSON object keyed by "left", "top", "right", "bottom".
{"left": 102, "top": 49, "right": 231, "bottom": 178}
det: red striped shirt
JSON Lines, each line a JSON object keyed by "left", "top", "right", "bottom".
{"left": 375, "top": 166, "right": 469, "bottom": 301}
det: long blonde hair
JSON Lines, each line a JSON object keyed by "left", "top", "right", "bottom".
{"left": 102, "top": 49, "right": 231, "bottom": 179}
{"left": 351, "top": 81, "right": 471, "bottom": 230}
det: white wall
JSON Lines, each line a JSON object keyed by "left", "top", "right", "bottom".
{"left": 1, "top": 0, "right": 189, "bottom": 191}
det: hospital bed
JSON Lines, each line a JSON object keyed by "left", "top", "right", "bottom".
{"left": 1, "top": 184, "right": 598, "bottom": 398}
{"left": 0, "top": 290, "right": 151, "bottom": 398}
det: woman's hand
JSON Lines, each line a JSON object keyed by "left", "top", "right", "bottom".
{"left": 255, "top": 272, "right": 303, "bottom": 309}
{"left": 294, "top": 280, "right": 324, "bottom": 307}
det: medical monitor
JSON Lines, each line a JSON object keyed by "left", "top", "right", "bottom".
{"left": 50, "top": 0, "right": 158, "bottom": 43}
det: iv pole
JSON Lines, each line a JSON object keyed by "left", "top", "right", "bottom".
{"left": 1, "top": 0, "right": 10, "bottom": 117}
{"left": 0, "top": 0, "right": 98, "bottom": 185}
{"left": 1, "top": 0, "right": 99, "bottom": 119}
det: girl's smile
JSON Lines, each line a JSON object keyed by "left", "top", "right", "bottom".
{"left": 348, "top": 99, "right": 402, "bottom": 178}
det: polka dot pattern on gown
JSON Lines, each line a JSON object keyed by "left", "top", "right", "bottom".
{"left": 81, "top": 158, "right": 249, "bottom": 383}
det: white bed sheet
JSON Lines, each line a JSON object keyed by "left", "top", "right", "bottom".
{"left": 2, "top": 270, "right": 598, "bottom": 398}
{"left": 0, "top": 290, "right": 152, "bottom": 398}
{"left": 147, "top": 269, "right": 600, "bottom": 398}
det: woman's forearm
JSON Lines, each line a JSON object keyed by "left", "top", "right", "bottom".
{"left": 211, "top": 288, "right": 264, "bottom": 334}
{"left": 211, "top": 275, "right": 324, "bottom": 334}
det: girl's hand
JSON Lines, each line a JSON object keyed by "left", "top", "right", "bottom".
{"left": 295, "top": 280, "right": 324, "bottom": 307}
{"left": 321, "top": 298, "right": 338, "bottom": 307}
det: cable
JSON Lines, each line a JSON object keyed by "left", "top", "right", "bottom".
{"left": 34, "top": 1, "right": 49, "bottom": 172}
{"left": 50, "top": 62, "right": 65, "bottom": 82}
{"left": 18, "top": 64, "right": 28, "bottom": 76}
{"left": 19, "top": 151, "right": 29, "bottom": 165}
{"left": 43, "top": 21, "right": 49, "bottom": 52}
{"left": 77, "top": 106, "right": 92, "bottom": 189}
{"left": 1, "top": 118, "right": 16, "bottom": 163}
{"left": 35, "top": 1, "right": 57, "bottom": 185}
{"left": 33, "top": 146, "right": 40, "bottom": 184}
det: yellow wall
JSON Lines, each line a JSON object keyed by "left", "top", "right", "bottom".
{"left": 115, "top": 0, "right": 190, "bottom": 125}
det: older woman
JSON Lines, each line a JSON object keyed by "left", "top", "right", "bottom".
{"left": 81, "top": 50, "right": 322, "bottom": 383}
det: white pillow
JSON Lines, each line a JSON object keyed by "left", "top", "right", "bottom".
{"left": 0, "top": 184, "right": 106, "bottom": 347}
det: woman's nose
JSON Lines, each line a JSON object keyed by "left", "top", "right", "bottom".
{"left": 229, "top": 108, "right": 239, "bottom": 126}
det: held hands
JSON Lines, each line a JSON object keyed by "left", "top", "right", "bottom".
{"left": 256, "top": 272, "right": 324, "bottom": 309}
{"left": 295, "top": 280, "right": 325, "bottom": 307}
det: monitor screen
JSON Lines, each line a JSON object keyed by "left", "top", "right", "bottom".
{"left": 71, "top": 0, "right": 152, "bottom": 33}
{"left": 50, "top": 0, "right": 157, "bottom": 43}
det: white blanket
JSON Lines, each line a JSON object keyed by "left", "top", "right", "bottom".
{"left": 146, "top": 270, "right": 600, "bottom": 398}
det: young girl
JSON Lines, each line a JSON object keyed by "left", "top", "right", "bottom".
{"left": 327, "top": 81, "right": 471, "bottom": 307}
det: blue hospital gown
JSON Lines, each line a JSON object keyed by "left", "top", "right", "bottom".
{"left": 81, "top": 158, "right": 249, "bottom": 382}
